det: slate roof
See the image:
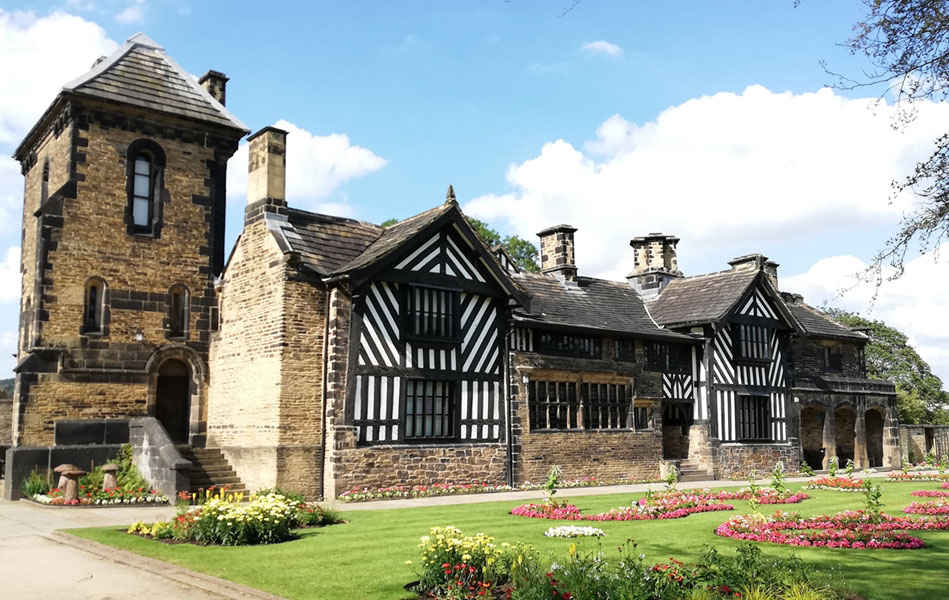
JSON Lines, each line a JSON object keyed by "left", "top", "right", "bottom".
{"left": 62, "top": 33, "right": 248, "bottom": 133}
{"left": 331, "top": 203, "right": 452, "bottom": 275}
{"left": 783, "top": 297, "right": 866, "bottom": 341}
{"left": 646, "top": 269, "right": 759, "bottom": 327}
{"left": 265, "top": 209, "right": 383, "bottom": 275}
{"left": 263, "top": 202, "right": 458, "bottom": 277}
{"left": 512, "top": 273, "right": 692, "bottom": 342}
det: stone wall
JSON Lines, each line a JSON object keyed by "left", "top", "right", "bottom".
{"left": 332, "top": 443, "right": 507, "bottom": 493}
{"left": 209, "top": 217, "right": 288, "bottom": 493}
{"left": 716, "top": 442, "right": 800, "bottom": 480}
{"left": 790, "top": 337, "right": 865, "bottom": 377}
{"left": 0, "top": 397, "right": 11, "bottom": 446}
{"left": 509, "top": 344, "right": 664, "bottom": 484}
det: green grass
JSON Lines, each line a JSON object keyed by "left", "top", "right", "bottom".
{"left": 66, "top": 481, "right": 949, "bottom": 600}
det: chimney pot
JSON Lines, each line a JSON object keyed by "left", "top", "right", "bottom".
{"left": 247, "top": 126, "right": 288, "bottom": 206}
{"left": 627, "top": 232, "right": 681, "bottom": 298}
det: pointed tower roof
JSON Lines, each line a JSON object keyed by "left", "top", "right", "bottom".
{"left": 58, "top": 32, "right": 249, "bottom": 133}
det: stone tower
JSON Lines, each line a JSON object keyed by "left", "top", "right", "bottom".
{"left": 10, "top": 34, "right": 249, "bottom": 446}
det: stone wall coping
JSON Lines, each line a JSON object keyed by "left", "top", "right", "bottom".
{"left": 719, "top": 442, "right": 794, "bottom": 448}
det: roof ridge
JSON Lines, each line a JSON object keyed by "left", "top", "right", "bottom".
{"left": 286, "top": 206, "right": 383, "bottom": 230}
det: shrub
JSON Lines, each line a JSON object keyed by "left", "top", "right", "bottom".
{"left": 256, "top": 486, "right": 305, "bottom": 504}
{"left": 414, "top": 526, "right": 522, "bottom": 596}
{"left": 191, "top": 492, "right": 295, "bottom": 546}
{"left": 22, "top": 468, "right": 52, "bottom": 497}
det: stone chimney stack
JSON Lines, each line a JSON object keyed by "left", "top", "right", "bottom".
{"left": 627, "top": 233, "right": 681, "bottom": 298}
{"left": 247, "top": 126, "right": 288, "bottom": 206}
{"left": 199, "top": 70, "right": 229, "bottom": 105}
{"left": 728, "top": 253, "right": 779, "bottom": 290}
{"left": 537, "top": 224, "right": 578, "bottom": 282}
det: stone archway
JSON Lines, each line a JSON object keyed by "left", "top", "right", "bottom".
{"left": 834, "top": 405, "right": 856, "bottom": 466}
{"left": 146, "top": 345, "right": 206, "bottom": 446}
{"left": 800, "top": 405, "right": 824, "bottom": 471}
{"left": 865, "top": 408, "right": 885, "bottom": 468}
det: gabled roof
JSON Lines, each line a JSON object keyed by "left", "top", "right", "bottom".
{"left": 513, "top": 273, "right": 693, "bottom": 342}
{"left": 262, "top": 199, "right": 529, "bottom": 306}
{"left": 646, "top": 268, "right": 759, "bottom": 327}
{"left": 782, "top": 294, "right": 867, "bottom": 341}
{"left": 63, "top": 33, "right": 249, "bottom": 132}
{"left": 330, "top": 203, "right": 452, "bottom": 276}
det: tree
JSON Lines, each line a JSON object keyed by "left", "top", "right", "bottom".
{"left": 465, "top": 217, "right": 540, "bottom": 272}
{"left": 824, "top": 306, "right": 949, "bottom": 423}
{"left": 380, "top": 216, "right": 540, "bottom": 272}
{"left": 835, "top": 1, "right": 949, "bottom": 284}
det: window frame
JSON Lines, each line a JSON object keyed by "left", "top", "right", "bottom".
{"left": 125, "top": 139, "right": 166, "bottom": 238}
{"left": 823, "top": 343, "right": 842, "bottom": 373}
{"left": 613, "top": 338, "right": 637, "bottom": 363}
{"left": 736, "top": 395, "right": 771, "bottom": 442}
{"left": 404, "top": 284, "right": 462, "bottom": 343}
{"left": 80, "top": 277, "right": 108, "bottom": 336}
{"left": 402, "top": 379, "right": 457, "bottom": 442}
{"left": 732, "top": 323, "right": 771, "bottom": 364}
{"left": 527, "top": 378, "right": 634, "bottom": 432}
{"left": 535, "top": 331, "right": 602, "bottom": 359}
{"left": 167, "top": 284, "right": 190, "bottom": 339}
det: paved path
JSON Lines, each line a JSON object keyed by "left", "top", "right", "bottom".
{"left": 0, "top": 471, "right": 895, "bottom": 599}
{"left": 0, "top": 497, "right": 281, "bottom": 600}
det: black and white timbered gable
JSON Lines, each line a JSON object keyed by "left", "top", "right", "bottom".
{"left": 648, "top": 261, "right": 802, "bottom": 445}
{"left": 339, "top": 200, "right": 526, "bottom": 446}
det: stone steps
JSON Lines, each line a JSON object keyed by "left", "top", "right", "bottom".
{"left": 176, "top": 446, "right": 248, "bottom": 496}
{"left": 677, "top": 460, "right": 713, "bottom": 482}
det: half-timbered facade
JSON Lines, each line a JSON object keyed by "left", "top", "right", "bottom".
{"left": 8, "top": 35, "right": 903, "bottom": 500}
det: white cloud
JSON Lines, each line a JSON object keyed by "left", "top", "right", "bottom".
{"left": 0, "top": 246, "right": 20, "bottom": 303}
{"left": 464, "top": 85, "right": 949, "bottom": 281}
{"left": 226, "top": 119, "right": 386, "bottom": 213}
{"left": 0, "top": 10, "right": 117, "bottom": 144}
{"left": 114, "top": 1, "right": 145, "bottom": 24}
{"left": 582, "top": 40, "right": 624, "bottom": 57}
{"left": 783, "top": 252, "right": 949, "bottom": 384}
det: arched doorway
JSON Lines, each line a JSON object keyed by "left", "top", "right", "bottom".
{"left": 865, "top": 408, "right": 885, "bottom": 468}
{"left": 800, "top": 406, "right": 824, "bottom": 471}
{"left": 834, "top": 405, "right": 856, "bottom": 466}
{"left": 156, "top": 359, "right": 191, "bottom": 443}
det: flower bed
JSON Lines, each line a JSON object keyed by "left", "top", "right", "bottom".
{"left": 33, "top": 485, "right": 167, "bottom": 506}
{"left": 706, "top": 487, "right": 810, "bottom": 504}
{"left": 904, "top": 499, "right": 949, "bottom": 515}
{"left": 511, "top": 491, "right": 734, "bottom": 522}
{"left": 803, "top": 476, "right": 865, "bottom": 492}
{"left": 886, "top": 472, "right": 949, "bottom": 482}
{"left": 337, "top": 476, "right": 657, "bottom": 502}
{"left": 942, "top": 482, "right": 949, "bottom": 489}
{"left": 543, "top": 525, "right": 605, "bottom": 538}
{"left": 128, "top": 490, "right": 342, "bottom": 546}
{"left": 716, "top": 510, "right": 949, "bottom": 550}
{"left": 911, "top": 490, "right": 949, "bottom": 498}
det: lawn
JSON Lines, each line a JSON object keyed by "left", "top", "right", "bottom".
{"left": 67, "top": 481, "right": 949, "bottom": 600}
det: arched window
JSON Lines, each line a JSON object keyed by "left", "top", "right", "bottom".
{"left": 167, "top": 284, "right": 189, "bottom": 338}
{"left": 83, "top": 277, "right": 107, "bottom": 335}
{"left": 125, "top": 139, "right": 166, "bottom": 236}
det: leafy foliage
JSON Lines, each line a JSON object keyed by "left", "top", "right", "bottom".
{"left": 834, "top": 1, "right": 949, "bottom": 283}
{"left": 824, "top": 307, "right": 949, "bottom": 423}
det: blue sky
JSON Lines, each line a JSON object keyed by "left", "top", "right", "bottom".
{"left": 1, "top": 1, "right": 949, "bottom": 384}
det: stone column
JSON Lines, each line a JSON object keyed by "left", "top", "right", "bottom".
{"left": 821, "top": 407, "right": 836, "bottom": 470}
{"left": 854, "top": 403, "right": 869, "bottom": 470}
